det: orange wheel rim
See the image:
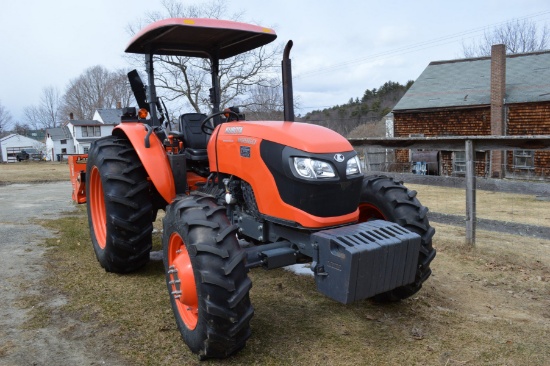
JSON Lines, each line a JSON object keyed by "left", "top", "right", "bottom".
{"left": 358, "top": 203, "right": 387, "bottom": 223}
{"left": 167, "top": 232, "right": 198, "bottom": 330}
{"left": 89, "top": 166, "right": 107, "bottom": 249}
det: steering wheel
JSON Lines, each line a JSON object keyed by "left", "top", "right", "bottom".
{"left": 200, "top": 110, "right": 240, "bottom": 135}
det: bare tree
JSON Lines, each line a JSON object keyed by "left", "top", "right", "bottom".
{"left": 42, "top": 86, "right": 61, "bottom": 128}
{"left": 244, "top": 79, "right": 284, "bottom": 120}
{"left": 23, "top": 106, "right": 41, "bottom": 130}
{"left": 12, "top": 121, "right": 30, "bottom": 136}
{"left": 108, "top": 69, "right": 135, "bottom": 109}
{"left": 24, "top": 86, "right": 62, "bottom": 129}
{"left": 62, "top": 66, "right": 134, "bottom": 120}
{"left": 0, "top": 100, "right": 13, "bottom": 136}
{"left": 463, "top": 19, "right": 549, "bottom": 57}
{"left": 127, "top": 0, "right": 281, "bottom": 114}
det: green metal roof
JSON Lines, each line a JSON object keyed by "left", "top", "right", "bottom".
{"left": 394, "top": 50, "right": 550, "bottom": 111}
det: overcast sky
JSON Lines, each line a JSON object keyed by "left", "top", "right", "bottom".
{"left": 1, "top": 0, "right": 549, "bottom": 124}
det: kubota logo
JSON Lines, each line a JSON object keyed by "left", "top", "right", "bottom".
{"left": 334, "top": 154, "right": 345, "bottom": 162}
{"left": 225, "top": 126, "right": 243, "bottom": 134}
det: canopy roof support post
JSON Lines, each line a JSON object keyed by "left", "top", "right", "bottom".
{"left": 145, "top": 53, "right": 159, "bottom": 126}
{"left": 210, "top": 51, "right": 222, "bottom": 126}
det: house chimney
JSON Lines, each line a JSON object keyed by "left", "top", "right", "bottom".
{"left": 116, "top": 101, "right": 121, "bottom": 109}
{"left": 69, "top": 112, "right": 74, "bottom": 120}
{"left": 490, "top": 44, "right": 506, "bottom": 178}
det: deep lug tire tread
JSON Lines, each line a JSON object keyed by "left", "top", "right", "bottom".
{"left": 86, "top": 135, "right": 153, "bottom": 273}
{"left": 163, "top": 195, "right": 253, "bottom": 359}
{"left": 360, "top": 175, "right": 436, "bottom": 302}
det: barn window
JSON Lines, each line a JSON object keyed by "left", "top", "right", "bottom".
{"left": 513, "top": 150, "right": 534, "bottom": 169}
{"left": 453, "top": 151, "right": 466, "bottom": 174}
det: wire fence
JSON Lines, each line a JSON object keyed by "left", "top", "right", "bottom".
{"left": 362, "top": 160, "right": 550, "bottom": 181}
{"left": 357, "top": 168, "right": 550, "bottom": 242}
{"left": 351, "top": 136, "right": 550, "bottom": 245}
{"left": 358, "top": 148, "right": 550, "bottom": 182}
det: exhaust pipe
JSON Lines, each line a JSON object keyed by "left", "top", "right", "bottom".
{"left": 282, "top": 40, "right": 295, "bottom": 122}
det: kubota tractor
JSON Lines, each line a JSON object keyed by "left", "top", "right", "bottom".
{"left": 70, "top": 18, "right": 435, "bottom": 359}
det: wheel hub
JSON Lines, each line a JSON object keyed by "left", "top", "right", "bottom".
{"left": 168, "top": 234, "right": 199, "bottom": 329}
{"left": 89, "top": 166, "right": 107, "bottom": 249}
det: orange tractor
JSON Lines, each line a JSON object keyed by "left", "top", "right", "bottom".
{"left": 70, "top": 18, "right": 435, "bottom": 359}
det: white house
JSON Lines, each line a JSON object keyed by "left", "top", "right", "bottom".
{"left": 45, "top": 125, "right": 74, "bottom": 161}
{"left": 44, "top": 109, "right": 122, "bottom": 160}
{"left": 66, "top": 120, "right": 117, "bottom": 154}
{"left": 0, "top": 134, "right": 46, "bottom": 163}
{"left": 93, "top": 108, "right": 123, "bottom": 124}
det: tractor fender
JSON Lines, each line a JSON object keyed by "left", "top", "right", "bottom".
{"left": 113, "top": 123, "right": 176, "bottom": 204}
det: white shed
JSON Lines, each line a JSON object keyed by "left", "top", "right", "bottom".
{"left": 0, "top": 134, "right": 46, "bottom": 163}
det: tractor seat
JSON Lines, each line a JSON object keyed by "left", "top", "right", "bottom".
{"left": 179, "top": 113, "right": 209, "bottom": 161}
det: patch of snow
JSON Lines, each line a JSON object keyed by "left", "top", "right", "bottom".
{"left": 284, "top": 263, "right": 314, "bottom": 276}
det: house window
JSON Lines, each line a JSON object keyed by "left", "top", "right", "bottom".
{"left": 60, "top": 139, "right": 67, "bottom": 144}
{"left": 81, "top": 126, "right": 99, "bottom": 137}
{"left": 61, "top": 148, "right": 67, "bottom": 154}
{"left": 453, "top": 151, "right": 466, "bottom": 174}
{"left": 83, "top": 147, "right": 89, "bottom": 154}
{"left": 513, "top": 150, "right": 534, "bottom": 169}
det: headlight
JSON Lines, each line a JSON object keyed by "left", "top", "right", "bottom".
{"left": 346, "top": 156, "right": 362, "bottom": 176}
{"left": 293, "top": 157, "right": 336, "bottom": 179}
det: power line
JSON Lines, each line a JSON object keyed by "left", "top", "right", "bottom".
{"left": 294, "top": 9, "right": 550, "bottom": 79}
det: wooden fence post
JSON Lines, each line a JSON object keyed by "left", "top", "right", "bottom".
{"left": 465, "top": 139, "right": 476, "bottom": 246}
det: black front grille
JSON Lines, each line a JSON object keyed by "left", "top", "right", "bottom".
{"left": 260, "top": 141, "right": 362, "bottom": 217}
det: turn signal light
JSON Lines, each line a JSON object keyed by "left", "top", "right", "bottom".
{"left": 138, "top": 108, "right": 148, "bottom": 119}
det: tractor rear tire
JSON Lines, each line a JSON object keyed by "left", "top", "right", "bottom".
{"left": 163, "top": 195, "right": 253, "bottom": 360}
{"left": 358, "top": 175, "right": 436, "bottom": 302}
{"left": 86, "top": 135, "right": 153, "bottom": 273}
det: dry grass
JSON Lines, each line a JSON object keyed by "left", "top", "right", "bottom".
{"left": 7, "top": 163, "right": 550, "bottom": 365}
{"left": 37, "top": 202, "right": 548, "bottom": 365}
{"left": 408, "top": 184, "right": 550, "bottom": 228}
{"left": 0, "top": 161, "right": 70, "bottom": 184}
{"left": 38, "top": 211, "right": 550, "bottom": 365}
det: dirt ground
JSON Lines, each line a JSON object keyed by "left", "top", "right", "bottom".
{"left": 0, "top": 181, "right": 126, "bottom": 366}
{"left": 0, "top": 177, "right": 548, "bottom": 365}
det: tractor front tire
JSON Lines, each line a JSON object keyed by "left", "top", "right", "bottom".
{"left": 86, "top": 135, "right": 153, "bottom": 273}
{"left": 163, "top": 195, "right": 253, "bottom": 359}
{"left": 359, "top": 175, "right": 436, "bottom": 302}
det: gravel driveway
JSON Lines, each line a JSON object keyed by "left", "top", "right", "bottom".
{"left": 0, "top": 181, "right": 124, "bottom": 366}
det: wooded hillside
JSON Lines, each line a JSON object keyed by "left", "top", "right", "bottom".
{"left": 300, "top": 80, "right": 413, "bottom": 137}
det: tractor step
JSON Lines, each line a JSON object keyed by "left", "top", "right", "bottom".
{"left": 312, "top": 220, "right": 421, "bottom": 304}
